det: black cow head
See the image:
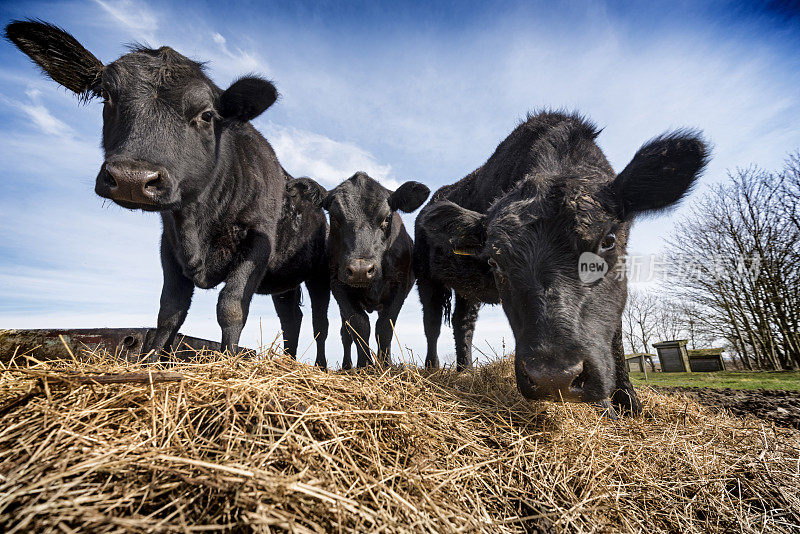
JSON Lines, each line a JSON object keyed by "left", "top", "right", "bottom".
{"left": 421, "top": 133, "right": 708, "bottom": 403}
{"left": 5, "top": 20, "right": 277, "bottom": 211}
{"left": 289, "top": 172, "right": 429, "bottom": 287}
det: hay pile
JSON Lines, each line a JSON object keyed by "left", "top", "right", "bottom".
{"left": 0, "top": 348, "right": 798, "bottom": 533}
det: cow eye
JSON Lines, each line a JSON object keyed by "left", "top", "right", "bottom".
{"left": 200, "top": 110, "right": 214, "bottom": 123}
{"left": 599, "top": 232, "right": 616, "bottom": 252}
{"left": 381, "top": 215, "right": 391, "bottom": 231}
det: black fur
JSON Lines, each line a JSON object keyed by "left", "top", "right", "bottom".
{"left": 219, "top": 76, "right": 279, "bottom": 122}
{"left": 388, "top": 181, "right": 430, "bottom": 212}
{"left": 290, "top": 173, "right": 429, "bottom": 368}
{"left": 604, "top": 131, "right": 709, "bottom": 219}
{"left": 415, "top": 111, "right": 708, "bottom": 414}
{"left": 6, "top": 20, "right": 330, "bottom": 365}
{"left": 5, "top": 20, "right": 103, "bottom": 100}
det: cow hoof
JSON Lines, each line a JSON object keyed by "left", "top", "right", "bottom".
{"left": 612, "top": 387, "right": 642, "bottom": 416}
{"left": 139, "top": 349, "right": 160, "bottom": 364}
{"left": 593, "top": 400, "right": 619, "bottom": 420}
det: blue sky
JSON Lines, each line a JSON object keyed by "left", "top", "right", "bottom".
{"left": 1, "top": 0, "right": 798, "bottom": 366}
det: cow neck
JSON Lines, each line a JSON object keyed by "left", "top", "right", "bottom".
{"left": 164, "top": 128, "right": 258, "bottom": 266}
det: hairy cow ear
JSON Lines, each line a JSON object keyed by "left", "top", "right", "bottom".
{"left": 605, "top": 131, "right": 709, "bottom": 220}
{"left": 219, "top": 76, "right": 278, "bottom": 122}
{"left": 420, "top": 201, "right": 486, "bottom": 255}
{"left": 5, "top": 20, "right": 103, "bottom": 98}
{"left": 388, "top": 181, "right": 430, "bottom": 213}
{"left": 287, "top": 177, "right": 331, "bottom": 209}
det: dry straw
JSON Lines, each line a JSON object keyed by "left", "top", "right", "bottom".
{"left": 0, "top": 345, "right": 798, "bottom": 533}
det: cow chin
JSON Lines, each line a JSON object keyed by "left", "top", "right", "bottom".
{"left": 340, "top": 277, "right": 374, "bottom": 289}
{"left": 95, "top": 186, "right": 181, "bottom": 211}
{"left": 111, "top": 198, "right": 175, "bottom": 212}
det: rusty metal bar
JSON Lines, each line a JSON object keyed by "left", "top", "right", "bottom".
{"left": 0, "top": 328, "right": 223, "bottom": 363}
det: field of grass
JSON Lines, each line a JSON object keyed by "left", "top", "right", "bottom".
{"left": 630, "top": 370, "right": 800, "bottom": 390}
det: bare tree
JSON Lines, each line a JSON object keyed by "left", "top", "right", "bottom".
{"left": 653, "top": 299, "right": 684, "bottom": 345}
{"left": 622, "top": 288, "right": 660, "bottom": 371}
{"left": 664, "top": 156, "right": 800, "bottom": 370}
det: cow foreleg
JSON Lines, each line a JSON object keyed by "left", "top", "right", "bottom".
{"left": 347, "top": 310, "right": 372, "bottom": 368}
{"left": 610, "top": 324, "right": 642, "bottom": 416}
{"left": 272, "top": 288, "right": 303, "bottom": 359}
{"left": 374, "top": 315, "right": 394, "bottom": 368}
{"left": 217, "top": 234, "right": 270, "bottom": 356}
{"left": 340, "top": 324, "right": 353, "bottom": 370}
{"left": 453, "top": 295, "right": 480, "bottom": 371}
{"left": 375, "top": 288, "right": 409, "bottom": 368}
{"left": 143, "top": 238, "right": 194, "bottom": 362}
{"left": 305, "top": 277, "right": 330, "bottom": 369}
{"left": 418, "top": 277, "right": 448, "bottom": 369}
{"left": 333, "top": 285, "right": 372, "bottom": 368}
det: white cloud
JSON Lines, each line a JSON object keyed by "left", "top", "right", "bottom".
{"left": 207, "top": 31, "right": 265, "bottom": 76}
{"left": 261, "top": 122, "right": 399, "bottom": 189}
{"left": 1, "top": 88, "right": 75, "bottom": 138}
{"left": 0, "top": 89, "right": 100, "bottom": 187}
{"left": 92, "top": 1, "right": 269, "bottom": 83}
{"left": 17, "top": 101, "right": 72, "bottom": 137}
{"left": 93, "top": 0, "right": 159, "bottom": 43}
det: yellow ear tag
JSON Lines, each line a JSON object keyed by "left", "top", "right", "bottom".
{"left": 453, "top": 248, "right": 473, "bottom": 256}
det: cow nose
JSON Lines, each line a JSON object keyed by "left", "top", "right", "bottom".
{"left": 344, "top": 259, "right": 377, "bottom": 286}
{"left": 102, "top": 162, "right": 165, "bottom": 205}
{"left": 517, "top": 357, "right": 586, "bottom": 401}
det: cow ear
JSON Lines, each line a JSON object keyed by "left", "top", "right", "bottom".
{"left": 605, "top": 131, "right": 709, "bottom": 220}
{"left": 5, "top": 20, "right": 103, "bottom": 98}
{"left": 287, "top": 177, "right": 331, "bottom": 209}
{"left": 388, "top": 181, "right": 430, "bottom": 213}
{"left": 420, "top": 201, "right": 486, "bottom": 255}
{"left": 219, "top": 76, "right": 278, "bottom": 122}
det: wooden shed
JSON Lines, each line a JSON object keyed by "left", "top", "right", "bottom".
{"left": 688, "top": 348, "right": 726, "bottom": 372}
{"left": 624, "top": 353, "right": 656, "bottom": 373}
{"left": 652, "top": 340, "right": 692, "bottom": 373}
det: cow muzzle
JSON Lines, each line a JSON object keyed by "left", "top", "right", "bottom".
{"left": 96, "top": 160, "right": 174, "bottom": 210}
{"left": 514, "top": 352, "right": 590, "bottom": 402}
{"left": 342, "top": 259, "right": 377, "bottom": 287}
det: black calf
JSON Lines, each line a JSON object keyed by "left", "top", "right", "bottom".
{"left": 289, "top": 173, "right": 429, "bottom": 368}
{"left": 6, "top": 21, "right": 331, "bottom": 364}
{"left": 415, "top": 111, "right": 708, "bottom": 415}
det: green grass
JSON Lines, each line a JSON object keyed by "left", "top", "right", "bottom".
{"left": 629, "top": 370, "right": 800, "bottom": 391}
